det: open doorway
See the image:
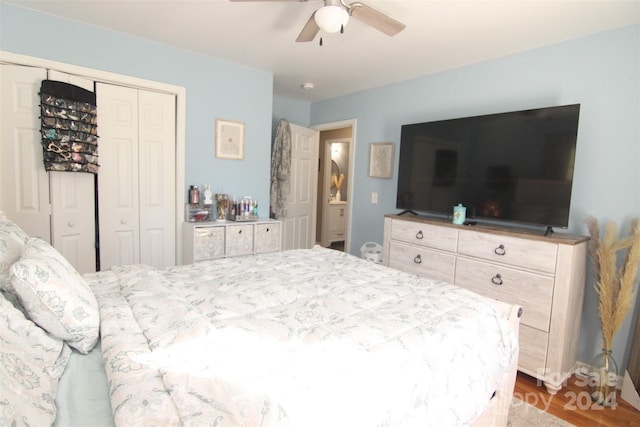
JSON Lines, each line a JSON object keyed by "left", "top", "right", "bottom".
{"left": 313, "top": 120, "right": 355, "bottom": 253}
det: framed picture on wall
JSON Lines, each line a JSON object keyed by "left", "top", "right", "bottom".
{"left": 215, "top": 119, "right": 245, "bottom": 160}
{"left": 369, "top": 142, "right": 394, "bottom": 178}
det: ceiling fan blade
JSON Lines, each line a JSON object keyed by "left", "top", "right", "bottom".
{"left": 349, "top": 3, "right": 405, "bottom": 36}
{"left": 296, "top": 12, "right": 320, "bottom": 42}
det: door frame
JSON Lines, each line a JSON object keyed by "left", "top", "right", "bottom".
{"left": 319, "top": 137, "right": 350, "bottom": 247}
{"left": 312, "top": 119, "right": 356, "bottom": 254}
{"left": 0, "top": 50, "right": 187, "bottom": 264}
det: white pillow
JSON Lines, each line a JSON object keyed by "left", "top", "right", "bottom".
{"left": 0, "top": 211, "right": 29, "bottom": 293}
{"left": 0, "top": 291, "right": 71, "bottom": 426}
{"left": 0, "top": 231, "right": 25, "bottom": 295}
{"left": 0, "top": 210, "right": 29, "bottom": 244}
{"left": 10, "top": 237, "right": 100, "bottom": 354}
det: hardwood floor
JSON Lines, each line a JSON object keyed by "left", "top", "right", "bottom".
{"left": 514, "top": 372, "right": 640, "bottom": 426}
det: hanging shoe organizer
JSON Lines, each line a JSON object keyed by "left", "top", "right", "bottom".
{"left": 39, "top": 80, "right": 99, "bottom": 174}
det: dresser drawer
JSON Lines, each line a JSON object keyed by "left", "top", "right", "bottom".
{"left": 390, "top": 220, "right": 458, "bottom": 252}
{"left": 455, "top": 257, "right": 554, "bottom": 331}
{"left": 458, "top": 230, "right": 557, "bottom": 273}
{"left": 388, "top": 241, "right": 455, "bottom": 283}
{"left": 255, "top": 222, "right": 281, "bottom": 253}
{"left": 519, "top": 325, "right": 549, "bottom": 374}
{"left": 225, "top": 224, "right": 254, "bottom": 257}
{"left": 193, "top": 226, "right": 225, "bottom": 261}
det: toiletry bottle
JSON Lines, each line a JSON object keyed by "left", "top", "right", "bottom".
{"left": 189, "top": 186, "right": 200, "bottom": 205}
{"left": 453, "top": 203, "right": 466, "bottom": 225}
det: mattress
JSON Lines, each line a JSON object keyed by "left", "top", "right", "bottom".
{"left": 84, "top": 246, "right": 518, "bottom": 427}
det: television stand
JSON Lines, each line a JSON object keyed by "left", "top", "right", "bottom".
{"left": 544, "top": 226, "right": 554, "bottom": 237}
{"left": 383, "top": 214, "right": 589, "bottom": 394}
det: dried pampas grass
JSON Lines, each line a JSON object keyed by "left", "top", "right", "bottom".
{"left": 586, "top": 217, "right": 640, "bottom": 351}
{"left": 331, "top": 173, "right": 345, "bottom": 191}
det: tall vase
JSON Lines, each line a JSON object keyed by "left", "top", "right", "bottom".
{"left": 589, "top": 349, "right": 618, "bottom": 407}
{"left": 335, "top": 190, "right": 341, "bottom": 202}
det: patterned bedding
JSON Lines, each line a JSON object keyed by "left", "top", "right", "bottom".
{"left": 87, "top": 246, "right": 518, "bottom": 427}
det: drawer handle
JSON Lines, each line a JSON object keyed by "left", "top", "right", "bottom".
{"left": 491, "top": 274, "right": 503, "bottom": 285}
{"left": 413, "top": 254, "right": 422, "bottom": 264}
{"left": 494, "top": 244, "right": 506, "bottom": 256}
{"left": 238, "top": 230, "right": 242, "bottom": 234}
{"left": 416, "top": 230, "right": 424, "bottom": 240}
{"left": 266, "top": 227, "right": 270, "bottom": 232}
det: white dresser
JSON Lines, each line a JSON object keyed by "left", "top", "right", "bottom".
{"left": 183, "top": 219, "right": 281, "bottom": 264}
{"left": 382, "top": 214, "right": 588, "bottom": 394}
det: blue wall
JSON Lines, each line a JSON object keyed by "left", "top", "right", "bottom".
{"left": 0, "top": 3, "right": 274, "bottom": 209}
{"left": 304, "top": 24, "right": 640, "bottom": 372}
{"left": 273, "top": 94, "right": 311, "bottom": 128}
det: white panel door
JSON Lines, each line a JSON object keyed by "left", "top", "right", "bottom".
{"left": 49, "top": 172, "right": 96, "bottom": 272}
{"left": 0, "top": 65, "right": 50, "bottom": 240}
{"left": 97, "top": 83, "right": 140, "bottom": 269}
{"left": 138, "top": 90, "right": 176, "bottom": 267}
{"left": 47, "top": 70, "right": 97, "bottom": 273}
{"left": 97, "top": 83, "right": 176, "bottom": 270}
{"left": 281, "top": 123, "right": 318, "bottom": 250}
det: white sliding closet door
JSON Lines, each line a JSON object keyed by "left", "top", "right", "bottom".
{"left": 97, "top": 82, "right": 175, "bottom": 270}
{"left": 0, "top": 66, "right": 97, "bottom": 273}
{"left": 0, "top": 65, "right": 50, "bottom": 241}
{"left": 96, "top": 84, "right": 139, "bottom": 268}
{"left": 138, "top": 90, "right": 176, "bottom": 267}
{"left": 47, "top": 70, "right": 97, "bottom": 274}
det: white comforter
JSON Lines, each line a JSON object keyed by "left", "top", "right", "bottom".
{"left": 87, "top": 247, "right": 517, "bottom": 427}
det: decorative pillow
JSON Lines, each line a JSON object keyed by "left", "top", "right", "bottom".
{"left": 0, "top": 210, "right": 29, "bottom": 244}
{"left": 0, "top": 210, "right": 29, "bottom": 294}
{"left": 0, "top": 291, "right": 71, "bottom": 426}
{"left": 0, "top": 230, "right": 26, "bottom": 277}
{"left": 10, "top": 237, "right": 100, "bottom": 354}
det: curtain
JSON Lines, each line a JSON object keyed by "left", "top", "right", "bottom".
{"left": 270, "top": 119, "right": 292, "bottom": 219}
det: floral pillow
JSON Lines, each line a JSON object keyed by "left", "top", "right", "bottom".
{"left": 0, "top": 230, "right": 25, "bottom": 278}
{"left": 0, "top": 291, "right": 71, "bottom": 426}
{"left": 0, "top": 210, "right": 29, "bottom": 241}
{"left": 0, "top": 210, "right": 29, "bottom": 293}
{"left": 0, "top": 210, "right": 29, "bottom": 243}
{"left": 10, "top": 237, "right": 100, "bottom": 354}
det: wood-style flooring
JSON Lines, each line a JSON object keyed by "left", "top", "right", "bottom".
{"left": 514, "top": 372, "right": 640, "bottom": 426}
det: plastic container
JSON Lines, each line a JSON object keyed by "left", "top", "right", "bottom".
{"left": 360, "top": 242, "right": 383, "bottom": 264}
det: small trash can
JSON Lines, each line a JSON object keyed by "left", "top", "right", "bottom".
{"left": 360, "top": 242, "right": 383, "bottom": 264}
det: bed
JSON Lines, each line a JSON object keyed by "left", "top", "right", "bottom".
{"left": 0, "top": 211, "right": 521, "bottom": 426}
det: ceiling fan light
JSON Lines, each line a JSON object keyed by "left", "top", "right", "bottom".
{"left": 314, "top": 5, "right": 349, "bottom": 34}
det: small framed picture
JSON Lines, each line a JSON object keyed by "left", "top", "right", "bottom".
{"left": 369, "top": 142, "right": 394, "bottom": 178}
{"left": 215, "top": 119, "right": 245, "bottom": 160}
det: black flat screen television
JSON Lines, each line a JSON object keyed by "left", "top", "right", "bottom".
{"left": 396, "top": 104, "right": 581, "bottom": 229}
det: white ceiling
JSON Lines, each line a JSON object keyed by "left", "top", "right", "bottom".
{"left": 6, "top": 0, "right": 640, "bottom": 102}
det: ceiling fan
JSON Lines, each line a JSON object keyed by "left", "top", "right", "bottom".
{"left": 230, "top": 0, "right": 406, "bottom": 43}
